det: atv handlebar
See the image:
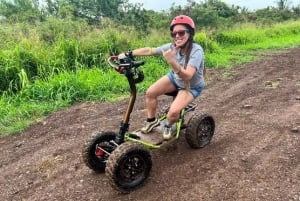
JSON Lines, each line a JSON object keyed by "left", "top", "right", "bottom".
{"left": 107, "top": 52, "right": 145, "bottom": 83}
{"left": 107, "top": 56, "right": 119, "bottom": 70}
{"left": 107, "top": 55, "right": 145, "bottom": 73}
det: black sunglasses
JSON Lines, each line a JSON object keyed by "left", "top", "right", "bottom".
{"left": 170, "top": 30, "right": 189, "bottom": 38}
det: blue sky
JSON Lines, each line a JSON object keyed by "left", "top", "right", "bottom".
{"left": 129, "top": 0, "right": 300, "bottom": 11}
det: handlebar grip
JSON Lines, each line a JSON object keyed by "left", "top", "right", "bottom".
{"left": 107, "top": 56, "right": 119, "bottom": 70}
{"left": 111, "top": 56, "right": 118, "bottom": 60}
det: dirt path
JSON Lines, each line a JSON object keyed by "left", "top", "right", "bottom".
{"left": 1, "top": 48, "right": 299, "bottom": 201}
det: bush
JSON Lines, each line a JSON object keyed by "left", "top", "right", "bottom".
{"left": 194, "top": 32, "right": 220, "bottom": 53}
{"left": 213, "top": 30, "right": 265, "bottom": 45}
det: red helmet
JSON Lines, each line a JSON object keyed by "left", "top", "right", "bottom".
{"left": 170, "top": 15, "right": 195, "bottom": 31}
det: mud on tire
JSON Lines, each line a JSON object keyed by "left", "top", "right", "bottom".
{"left": 185, "top": 113, "right": 215, "bottom": 148}
{"left": 105, "top": 142, "right": 152, "bottom": 193}
{"left": 82, "top": 131, "right": 117, "bottom": 172}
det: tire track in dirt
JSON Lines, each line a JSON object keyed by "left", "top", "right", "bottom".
{"left": 0, "top": 48, "right": 299, "bottom": 201}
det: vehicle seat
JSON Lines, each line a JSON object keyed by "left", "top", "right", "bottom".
{"left": 165, "top": 90, "right": 178, "bottom": 97}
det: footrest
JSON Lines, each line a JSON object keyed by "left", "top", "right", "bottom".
{"left": 130, "top": 125, "right": 165, "bottom": 145}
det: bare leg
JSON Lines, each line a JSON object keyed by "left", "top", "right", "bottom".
{"left": 167, "top": 90, "right": 194, "bottom": 125}
{"left": 145, "top": 75, "right": 176, "bottom": 119}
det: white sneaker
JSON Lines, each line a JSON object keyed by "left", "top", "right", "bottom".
{"left": 163, "top": 123, "right": 176, "bottom": 140}
{"left": 140, "top": 118, "right": 160, "bottom": 133}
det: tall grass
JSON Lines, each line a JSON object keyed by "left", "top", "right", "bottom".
{"left": 206, "top": 21, "right": 300, "bottom": 67}
{"left": 1, "top": 19, "right": 300, "bottom": 136}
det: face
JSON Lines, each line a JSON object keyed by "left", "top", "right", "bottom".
{"left": 171, "top": 25, "right": 190, "bottom": 47}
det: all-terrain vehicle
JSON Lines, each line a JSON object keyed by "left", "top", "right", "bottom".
{"left": 82, "top": 51, "right": 215, "bottom": 193}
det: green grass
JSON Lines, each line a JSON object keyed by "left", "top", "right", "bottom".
{"left": 1, "top": 20, "right": 300, "bottom": 136}
{"left": 0, "top": 62, "right": 168, "bottom": 135}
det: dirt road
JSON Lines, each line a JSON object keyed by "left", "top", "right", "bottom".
{"left": 0, "top": 47, "right": 299, "bottom": 201}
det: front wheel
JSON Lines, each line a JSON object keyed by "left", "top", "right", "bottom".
{"left": 106, "top": 142, "right": 152, "bottom": 193}
{"left": 185, "top": 113, "right": 215, "bottom": 148}
{"left": 82, "top": 131, "right": 117, "bottom": 172}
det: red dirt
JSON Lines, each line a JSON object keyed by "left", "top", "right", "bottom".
{"left": 0, "top": 47, "right": 299, "bottom": 201}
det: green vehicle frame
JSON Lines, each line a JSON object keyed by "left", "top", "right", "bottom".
{"left": 82, "top": 51, "right": 215, "bottom": 193}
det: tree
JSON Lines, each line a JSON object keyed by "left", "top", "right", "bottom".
{"left": 42, "top": 0, "right": 151, "bottom": 32}
{"left": 0, "top": 0, "right": 43, "bottom": 22}
{"left": 43, "top": 0, "right": 130, "bottom": 22}
{"left": 202, "top": 0, "right": 238, "bottom": 18}
{"left": 169, "top": 0, "right": 240, "bottom": 29}
{"left": 292, "top": 4, "right": 300, "bottom": 16}
{"left": 255, "top": 6, "right": 293, "bottom": 23}
{"left": 276, "top": 0, "right": 291, "bottom": 10}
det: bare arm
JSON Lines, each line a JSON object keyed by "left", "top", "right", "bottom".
{"left": 168, "top": 60, "right": 196, "bottom": 81}
{"left": 162, "top": 48, "right": 195, "bottom": 81}
{"left": 132, "top": 47, "right": 156, "bottom": 56}
{"left": 118, "top": 47, "right": 156, "bottom": 58}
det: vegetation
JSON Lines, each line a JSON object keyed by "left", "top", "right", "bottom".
{"left": 0, "top": 0, "right": 300, "bottom": 136}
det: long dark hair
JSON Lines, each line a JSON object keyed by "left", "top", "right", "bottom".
{"left": 184, "top": 25, "right": 194, "bottom": 70}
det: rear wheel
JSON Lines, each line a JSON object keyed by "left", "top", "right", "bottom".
{"left": 82, "top": 131, "right": 117, "bottom": 172}
{"left": 185, "top": 113, "right": 215, "bottom": 148}
{"left": 106, "top": 142, "right": 152, "bottom": 193}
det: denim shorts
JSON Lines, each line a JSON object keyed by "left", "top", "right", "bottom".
{"left": 167, "top": 71, "right": 205, "bottom": 99}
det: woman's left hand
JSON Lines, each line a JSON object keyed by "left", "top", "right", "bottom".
{"left": 162, "top": 47, "right": 177, "bottom": 64}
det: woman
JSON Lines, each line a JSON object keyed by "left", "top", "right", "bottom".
{"left": 118, "top": 15, "right": 205, "bottom": 140}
